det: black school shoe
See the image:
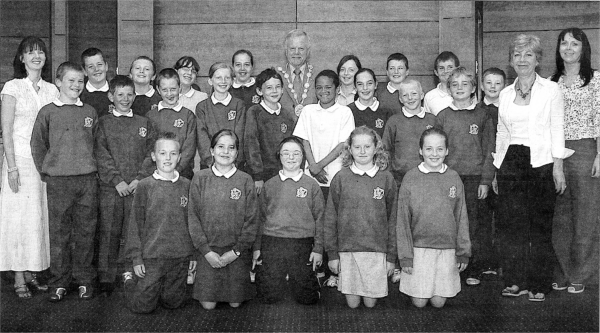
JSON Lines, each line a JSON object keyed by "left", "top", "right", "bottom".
{"left": 48, "top": 287, "right": 67, "bottom": 302}
{"left": 78, "top": 285, "right": 94, "bottom": 300}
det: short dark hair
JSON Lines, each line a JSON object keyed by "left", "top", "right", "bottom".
{"left": 336, "top": 55, "right": 362, "bottom": 75}
{"left": 255, "top": 68, "right": 283, "bottom": 93}
{"left": 155, "top": 68, "right": 180, "bottom": 88}
{"left": 434, "top": 51, "right": 460, "bottom": 70}
{"left": 154, "top": 131, "right": 180, "bottom": 152}
{"left": 419, "top": 127, "right": 448, "bottom": 149}
{"left": 386, "top": 53, "right": 409, "bottom": 70}
{"left": 12, "top": 36, "right": 51, "bottom": 80}
{"left": 315, "top": 69, "right": 340, "bottom": 89}
{"left": 232, "top": 49, "right": 254, "bottom": 67}
{"left": 482, "top": 67, "right": 506, "bottom": 83}
{"left": 56, "top": 61, "right": 84, "bottom": 80}
{"left": 109, "top": 75, "right": 135, "bottom": 94}
{"left": 174, "top": 56, "right": 200, "bottom": 73}
{"left": 81, "top": 47, "right": 105, "bottom": 66}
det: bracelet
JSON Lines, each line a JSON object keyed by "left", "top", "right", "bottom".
{"left": 7, "top": 166, "right": 18, "bottom": 173}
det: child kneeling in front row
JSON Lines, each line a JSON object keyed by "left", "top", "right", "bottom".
{"left": 325, "top": 126, "right": 398, "bottom": 308}
{"left": 254, "top": 137, "right": 325, "bottom": 304}
{"left": 396, "top": 128, "right": 471, "bottom": 308}
{"left": 123, "top": 132, "right": 197, "bottom": 314}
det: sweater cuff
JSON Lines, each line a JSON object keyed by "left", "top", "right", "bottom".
{"left": 399, "top": 258, "right": 413, "bottom": 268}
{"left": 456, "top": 255, "right": 470, "bottom": 264}
{"left": 132, "top": 256, "right": 144, "bottom": 267}
{"left": 327, "top": 251, "right": 339, "bottom": 261}
{"left": 199, "top": 244, "right": 212, "bottom": 256}
{"left": 312, "top": 244, "right": 323, "bottom": 255}
{"left": 111, "top": 175, "right": 125, "bottom": 187}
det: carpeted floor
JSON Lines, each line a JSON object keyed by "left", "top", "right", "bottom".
{"left": 1, "top": 276, "right": 597, "bottom": 332}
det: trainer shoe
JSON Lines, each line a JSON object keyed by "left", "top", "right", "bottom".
{"left": 48, "top": 287, "right": 67, "bottom": 302}
{"left": 78, "top": 285, "right": 94, "bottom": 300}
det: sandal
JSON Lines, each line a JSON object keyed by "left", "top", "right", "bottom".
{"left": 567, "top": 283, "right": 585, "bottom": 294}
{"left": 14, "top": 284, "right": 32, "bottom": 299}
{"left": 501, "top": 285, "right": 528, "bottom": 297}
{"left": 25, "top": 273, "right": 48, "bottom": 291}
{"left": 528, "top": 291, "right": 545, "bottom": 302}
{"left": 552, "top": 282, "right": 568, "bottom": 291}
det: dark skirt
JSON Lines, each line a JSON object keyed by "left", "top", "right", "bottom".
{"left": 193, "top": 246, "right": 255, "bottom": 303}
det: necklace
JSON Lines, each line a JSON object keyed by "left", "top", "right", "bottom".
{"left": 277, "top": 64, "right": 314, "bottom": 115}
{"left": 515, "top": 76, "right": 535, "bottom": 99}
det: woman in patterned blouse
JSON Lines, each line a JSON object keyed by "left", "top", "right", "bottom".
{"left": 550, "top": 27, "right": 600, "bottom": 295}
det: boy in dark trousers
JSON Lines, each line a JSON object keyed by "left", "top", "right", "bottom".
{"left": 95, "top": 75, "right": 156, "bottom": 294}
{"left": 124, "top": 132, "right": 196, "bottom": 313}
{"left": 31, "top": 61, "right": 99, "bottom": 302}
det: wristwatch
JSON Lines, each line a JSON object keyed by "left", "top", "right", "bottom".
{"left": 232, "top": 248, "right": 241, "bottom": 256}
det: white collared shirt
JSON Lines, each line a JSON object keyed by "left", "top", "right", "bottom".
{"left": 182, "top": 88, "right": 195, "bottom": 98}
{"left": 211, "top": 92, "right": 232, "bottom": 106}
{"left": 86, "top": 81, "right": 109, "bottom": 93}
{"left": 449, "top": 100, "right": 477, "bottom": 111}
{"left": 232, "top": 77, "right": 256, "bottom": 89}
{"left": 136, "top": 86, "right": 156, "bottom": 97}
{"left": 212, "top": 165, "right": 237, "bottom": 179}
{"left": 260, "top": 100, "right": 281, "bottom": 115}
{"left": 386, "top": 82, "right": 398, "bottom": 94}
{"left": 112, "top": 109, "right": 133, "bottom": 117}
{"left": 418, "top": 162, "right": 448, "bottom": 174}
{"left": 402, "top": 107, "right": 426, "bottom": 119}
{"left": 423, "top": 83, "right": 453, "bottom": 116}
{"left": 350, "top": 163, "right": 379, "bottom": 177}
{"left": 289, "top": 63, "right": 307, "bottom": 83}
{"left": 278, "top": 170, "right": 303, "bottom": 182}
{"left": 158, "top": 101, "right": 183, "bottom": 112}
{"left": 53, "top": 98, "right": 84, "bottom": 107}
{"left": 483, "top": 96, "right": 499, "bottom": 107}
{"left": 152, "top": 170, "right": 180, "bottom": 183}
{"left": 354, "top": 98, "right": 379, "bottom": 111}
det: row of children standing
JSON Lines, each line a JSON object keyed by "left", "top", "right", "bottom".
{"left": 23, "top": 40, "right": 504, "bottom": 312}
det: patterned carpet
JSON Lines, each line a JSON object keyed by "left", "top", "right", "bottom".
{"left": 1, "top": 274, "right": 597, "bottom": 332}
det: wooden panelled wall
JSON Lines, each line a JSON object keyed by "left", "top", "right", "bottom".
{"left": 152, "top": 0, "right": 475, "bottom": 94}
{"left": 482, "top": 1, "right": 600, "bottom": 83}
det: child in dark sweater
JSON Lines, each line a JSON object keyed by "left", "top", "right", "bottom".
{"left": 254, "top": 137, "right": 324, "bottom": 304}
{"left": 230, "top": 49, "right": 260, "bottom": 110}
{"left": 434, "top": 67, "right": 495, "bottom": 286}
{"left": 188, "top": 129, "right": 259, "bottom": 310}
{"left": 375, "top": 53, "right": 409, "bottom": 113}
{"left": 325, "top": 126, "right": 397, "bottom": 309}
{"left": 145, "top": 68, "right": 197, "bottom": 180}
{"left": 124, "top": 132, "right": 196, "bottom": 313}
{"left": 129, "top": 56, "right": 161, "bottom": 117}
{"left": 80, "top": 48, "right": 111, "bottom": 115}
{"left": 95, "top": 75, "right": 156, "bottom": 293}
{"left": 397, "top": 128, "right": 471, "bottom": 308}
{"left": 31, "top": 62, "right": 99, "bottom": 302}
{"left": 245, "top": 68, "right": 296, "bottom": 194}
{"left": 348, "top": 68, "right": 394, "bottom": 139}
{"left": 196, "top": 62, "right": 247, "bottom": 170}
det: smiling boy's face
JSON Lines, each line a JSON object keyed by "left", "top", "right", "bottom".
{"left": 482, "top": 73, "right": 505, "bottom": 101}
{"left": 448, "top": 74, "right": 475, "bottom": 103}
{"left": 152, "top": 139, "right": 180, "bottom": 177}
{"left": 57, "top": 69, "right": 85, "bottom": 103}
{"left": 109, "top": 85, "right": 135, "bottom": 114}
{"left": 83, "top": 54, "right": 108, "bottom": 86}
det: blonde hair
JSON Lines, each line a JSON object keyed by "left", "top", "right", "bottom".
{"left": 509, "top": 34, "right": 543, "bottom": 63}
{"left": 341, "top": 126, "right": 389, "bottom": 170}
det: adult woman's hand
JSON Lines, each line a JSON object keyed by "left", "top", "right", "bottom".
{"left": 553, "top": 158, "right": 567, "bottom": 194}
{"left": 7, "top": 169, "right": 20, "bottom": 193}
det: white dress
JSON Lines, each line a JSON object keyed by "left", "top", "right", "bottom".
{"left": 0, "top": 78, "right": 58, "bottom": 271}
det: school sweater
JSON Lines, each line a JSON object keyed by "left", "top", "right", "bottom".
{"left": 145, "top": 105, "right": 197, "bottom": 179}
{"left": 381, "top": 111, "right": 436, "bottom": 179}
{"left": 131, "top": 91, "right": 161, "bottom": 117}
{"left": 196, "top": 96, "right": 246, "bottom": 168}
{"left": 396, "top": 165, "right": 471, "bottom": 267}
{"left": 476, "top": 101, "right": 499, "bottom": 132}
{"left": 229, "top": 84, "right": 259, "bottom": 111}
{"left": 435, "top": 106, "right": 496, "bottom": 185}
{"left": 375, "top": 82, "right": 403, "bottom": 114}
{"left": 256, "top": 173, "right": 325, "bottom": 253}
{"left": 31, "top": 102, "right": 98, "bottom": 177}
{"left": 188, "top": 168, "right": 258, "bottom": 255}
{"left": 125, "top": 176, "right": 195, "bottom": 266}
{"left": 324, "top": 167, "right": 398, "bottom": 261}
{"left": 245, "top": 103, "right": 296, "bottom": 181}
{"left": 95, "top": 113, "right": 156, "bottom": 187}
{"left": 80, "top": 88, "right": 111, "bottom": 115}
{"left": 348, "top": 100, "right": 394, "bottom": 139}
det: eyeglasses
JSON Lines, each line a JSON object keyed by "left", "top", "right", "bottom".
{"left": 179, "top": 67, "right": 198, "bottom": 75}
{"left": 281, "top": 152, "right": 302, "bottom": 158}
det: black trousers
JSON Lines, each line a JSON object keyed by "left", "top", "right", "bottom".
{"left": 496, "top": 145, "right": 556, "bottom": 294}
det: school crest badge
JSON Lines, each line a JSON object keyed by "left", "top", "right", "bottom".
{"left": 449, "top": 186, "right": 457, "bottom": 198}
{"left": 139, "top": 127, "right": 147, "bottom": 137}
{"left": 425, "top": 124, "right": 433, "bottom": 130}
{"left": 375, "top": 118, "right": 384, "bottom": 129}
{"left": 174, "top": 119, "right": 184, "bottom": 128}
{"left": 469, "top": 124, "right": 479, "bottom": 135}
{"left": 84, "top": 117, "right": 93, "bottom": 128}
{"left": 180, "top": 196, "right": 188, "bottom": 207}
{"left": 150, "top": 104, "right": 158, "bottom": 112}
{"left": 230, "top": 188, "right": 241, "bottom": 200}
{"left": 228, "top": 110, "right": 237, "bottom": 121}
{"left": 296, "top": 187, "right": 307, "bottom": 198}
{"left": 252, "top": 95, "right": 260, "bottom": 104}
{"left": 373, "top": 187, "right": 384, "bottom": 200}
{"left": 281, "top": 123, "right": 288, "bottom": 133}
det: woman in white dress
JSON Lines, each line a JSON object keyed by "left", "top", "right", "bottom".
{"left": 0, "top": 36, "right": 58, "bottom": 298}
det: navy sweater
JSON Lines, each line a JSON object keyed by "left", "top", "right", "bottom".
{"left": 95, "top": 113, "right": 156, "bottom": 187}
{"left": 324, "top": 167, "right": 398, "bottom": 262}
{"left": 244, "top": 104, "right": 296, "bottom": 181}
{"left": 375, "top": 82, "right": 403, "bottom": 114}
{"left": 229, "top": 84, "right": 260, "bottom": 111}
{"left": 348, "top": 102, "right": 394, "bottom": 139}
{"left": 80, "top": 88, "right": 111, "bottom": 115}
{"left": 31, "top": 103, "right": 98, "bottom": 177}
{"left": 125, "top": 176, "right": 195, "bottom": 266}
{"left": 131, "top": 91, "right": 161, "bottom": 117}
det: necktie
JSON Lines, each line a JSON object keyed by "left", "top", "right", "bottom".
{"left": 293, "top": 68, "right": 302, "bottom": 103}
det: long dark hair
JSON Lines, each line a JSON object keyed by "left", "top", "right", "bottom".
{"left": 551, "top": 27, "right": 593, "bottom": 87}
{"left": 13, "top": 36, "right": 51, "bottom": 80}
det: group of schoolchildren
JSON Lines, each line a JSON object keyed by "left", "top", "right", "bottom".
{"left": 29, "top": 45, "right": 507, "bottom": 314}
